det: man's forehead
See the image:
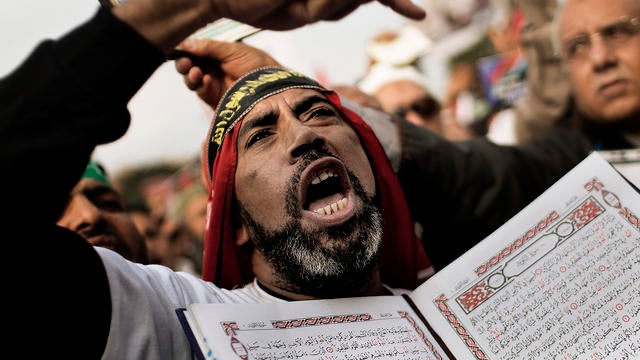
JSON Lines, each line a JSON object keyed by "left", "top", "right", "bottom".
{"left": 560, "top": 0, "right": 638, "bottom": 34}
{"left": 247, "top": 88, "right": 328, "bottom": 112}
{"left": 72, "top": 178, "right": 116, "bottom": 195}
{"left": 239, "top": 89, "right": 332, "bottom": 129}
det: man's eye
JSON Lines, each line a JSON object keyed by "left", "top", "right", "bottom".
{"left": 604, "top": 23, "right": 635, "bottom": 41}
{"left": 96, "top": 199, "right": 125, "bottom": 212}
{"left": 247, "top": 129, "right": 272, "bottom": 147}
{"left": 308, "top": 107, "right": 337, "bottom": 120}
{"left": 565, "top": 36, "right": 589, "bottom": 57}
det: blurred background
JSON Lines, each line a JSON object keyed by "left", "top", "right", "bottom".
{"left": 1, "top": 0, "right": 416, "bottom": 174}
{"left": 5, "top": 0, "right": 535, "bottom": 193}
{"left": 4, "top": 0, "right": 544, "bottom": 273}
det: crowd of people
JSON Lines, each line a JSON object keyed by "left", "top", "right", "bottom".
{"left": 3, "top": 0, "right": 640, "bottom": 357}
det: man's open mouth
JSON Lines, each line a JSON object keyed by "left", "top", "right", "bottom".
{"left": 301, "top": 159, "right": 351, "bottom": 217}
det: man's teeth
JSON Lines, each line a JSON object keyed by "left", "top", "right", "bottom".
{"left": 311, "top": 170, "right": 337, "bottom": 185}
{"left": 314, "top": 197, "right": 348, "bottom": 215}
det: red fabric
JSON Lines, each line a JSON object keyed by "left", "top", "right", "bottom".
{"left": 201, "top": 90, "right": 431, "bottom": 290}
{"left": 327, "top": 92, "right": 431, "bottom": 290}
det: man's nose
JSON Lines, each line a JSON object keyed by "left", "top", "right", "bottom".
{"left": 589, "top": 35, "right": 618, "bottom": 71}
{"left": 283, "top": 118, "right": 327, "bottom": 164}
{"left": 66, "top": 196, "right": 105, "bottom": 231}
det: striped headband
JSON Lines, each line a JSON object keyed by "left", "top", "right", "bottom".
{"left": 204, "top": 67, "right": 326, "bottom": 183}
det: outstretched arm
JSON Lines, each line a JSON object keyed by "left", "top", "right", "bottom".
{"left": 1, "top": 0, "right": 423, "bottom": 357}
{"left": 115, "top": 0, "right": 425, "bottom": 53}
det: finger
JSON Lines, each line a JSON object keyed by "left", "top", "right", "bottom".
{"left": 300, "top": 0, "right": 365, "bottom": 23}
{"left": 376, "top": 0, "right": 426, "bottom": 20}
{"left": 259, "top": 0, "right": 365, "bottom": 30}
{"left": 174, "top": 57, "right": 195, "bottom": 75}
{"left": 323, "top": 0, "right": 367, "bottom": 21}
{"left": 177, "top": 38, "right": 239, "bottom": 61}
{"left": 183, "top": 67, "right": 205, "bottom": 91}
{"left": 197, "top": 75, "right": 225, "bottom": 107}
{"left": 181, "top": 39, "right": 280, "bottom": 79}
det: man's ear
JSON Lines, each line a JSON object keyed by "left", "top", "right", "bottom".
{"left": 235, "top": 223, "right": 250, "bottom": 246}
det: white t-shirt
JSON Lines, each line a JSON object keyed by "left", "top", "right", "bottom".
{"left": 96, "top": 247, "right": 407, "bottom": 359}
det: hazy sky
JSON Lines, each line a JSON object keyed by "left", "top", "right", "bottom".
{"left": 1, "top": 1, "right": 411, "bottom": 175}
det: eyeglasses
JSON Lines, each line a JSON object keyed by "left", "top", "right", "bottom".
{"left": 561, "top": 17, "right": 639, "bottom": 63}
{"left": 392, "top": 95, "right": 441, "bottom": 118}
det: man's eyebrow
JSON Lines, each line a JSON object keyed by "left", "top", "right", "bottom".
{"left": 238, "top": 94, "right": 333, "bottom": 139}
{"left": 291, "top": 94, "right": 333, "bottom": 116}
{"left": 238, "top": 109, "right": 278, "bottom": 140}
{"left": 80, "top": 183, "right": 118, "bottom": 198}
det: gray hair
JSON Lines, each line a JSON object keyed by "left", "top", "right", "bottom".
{"left": 552, "top": 0, "right": 640, "bottom": 58}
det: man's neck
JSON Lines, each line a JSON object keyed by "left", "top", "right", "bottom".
{"left": 584, "top": 111, "right": 640, "bottom": 134}
{"left": 254, "top": 271, "right": 387, "bottom": 301}
{"left": 623, "top": 132, "right": 640, "bottom": 147}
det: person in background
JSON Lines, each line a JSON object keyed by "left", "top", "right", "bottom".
{"left": 56, "top": 159, "right": 149, "bottom": 263}
{"left": 331, "top": 84, "right": 384, "bottom": 112}
{"left": 355, "top": 25, "right": 473, "bottom": 140}
{"left": 1, "top": 0, "right": 427, "bottom": 357}
{"left": 171, "top": 181, "right": 209, "bottom": 274}
{"left": 502, "top": 0, "right": 640, "bottom": 185}
{"left": 147, "top": 215, "right": 200, "bottom": 275}
{"left": 358, "top": 62, "right": 474, "bottom": 140}
{"left": 509, "top": 0, "right": 573, "bottom": 143}
{"left": 555, "top": 0, "right": 640, "bottom": 150}
{"left": 511, "top": 0, "right": 640, "bottom": 151}
{"left": 127, "top": 201, "right": 159, "bottom": 241}
{"left": 128, "top": 197, "right": 200, "bottom": 275}
{"left": 481, "top": 0, "right": 527, "bottom": 111}
{"left": 470, "top": 0, "right": 528, "bottom": 145}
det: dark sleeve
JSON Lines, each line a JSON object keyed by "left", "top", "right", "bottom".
{"left": 5, "top": 225, "right": 112, "bottom": 358}
{"left": 0, "top": 7, "right": 164, "bottom": 357}
{"left": 0, "top": 6, "right": 164, "bottom": 223}
{"left": 396, "top": 119, "right": 593, "bottom": 270}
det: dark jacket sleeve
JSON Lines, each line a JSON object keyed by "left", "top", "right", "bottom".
{"left": 396, "top": 119, "right": 593, "bottom": 270}
{"left": 0, "top": 7, "right": 164, "bottom": 357}
{"left": 0, "top": 7, "right": 164, "bottom": 222}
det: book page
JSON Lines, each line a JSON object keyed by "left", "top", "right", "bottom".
{"left": 598, "top": 149, "right": 640, "bottom": 190}
{"left": 185, "top": 296, "right": 450, "bottom": 360}
{"left": 411, "top": 152, "right": 640, "bottom": 359}
{"left": 188, "top": 18, "right": 260, "bottom": 42}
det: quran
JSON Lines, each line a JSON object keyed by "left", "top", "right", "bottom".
{"left": 176, "top": 152, "right": 640, "bottom": 360}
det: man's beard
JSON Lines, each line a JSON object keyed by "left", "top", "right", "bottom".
{"left": 237, "top": 151, "right": 383, "bottom": 298}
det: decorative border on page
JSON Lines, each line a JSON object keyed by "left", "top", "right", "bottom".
{"left": 220, "top": 311, "right": 444, "bottom": 359}
{"left": 456, "top": 195, "right": 604, "bottom": 314}
{"left": 433, "top": 176, "right": 640, "bottom": 359}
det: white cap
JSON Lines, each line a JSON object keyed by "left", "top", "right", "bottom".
{"left": 357, "top": 63, "right": 432, "bottom": 96}
{"left": 365, "top": 25, "right": 433, "bottom": 66}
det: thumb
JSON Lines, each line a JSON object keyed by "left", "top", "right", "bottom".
{"left": 178, "top": 38, "right": 281, "bottom": 75}
{"left": 177, "top": 38, "right": 234, "bottom": 58}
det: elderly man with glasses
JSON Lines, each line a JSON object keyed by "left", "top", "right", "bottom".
{"left": 555, "top": 0, "right": 640, "bottom": 150}
{"left": 515, "top": 0, "right": 640, "bottom": 152}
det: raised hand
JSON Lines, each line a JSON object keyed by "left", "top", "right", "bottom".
{"left": 174, "top": 39, "right": 282, "bottom": 107}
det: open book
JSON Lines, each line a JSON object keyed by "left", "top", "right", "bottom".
{"left": 176, "top": 152, "right": 640, "bottom": 359}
